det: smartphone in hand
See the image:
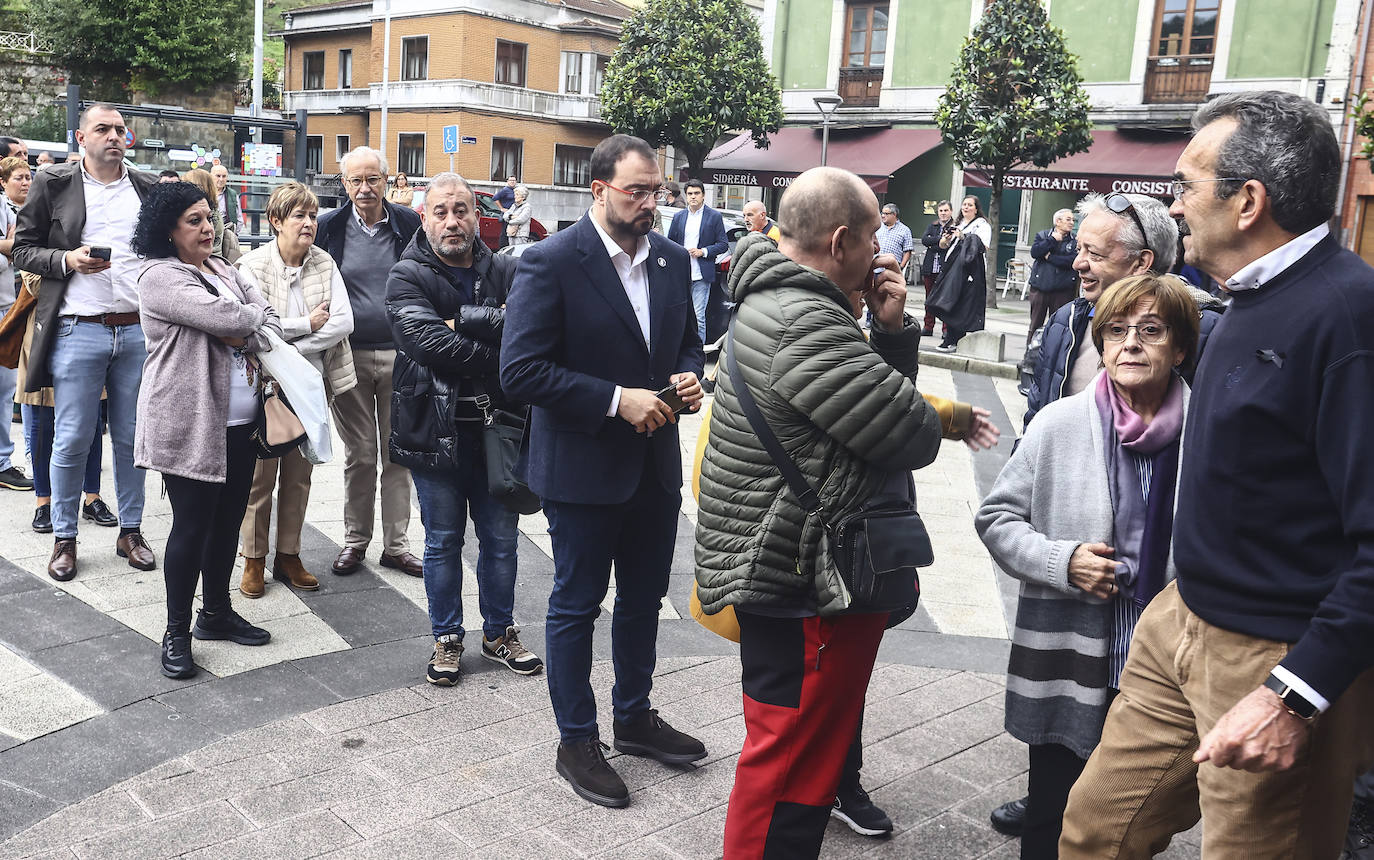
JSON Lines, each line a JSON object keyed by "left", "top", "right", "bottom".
{"left": 89, "top": 246, "right": 112, "bottom": 261}
{"left": 656, "top": 384, "right": 688, "bottom": 414}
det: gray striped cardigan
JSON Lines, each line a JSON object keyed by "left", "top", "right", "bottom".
{"left": 974, "top": 374, "right": 1186, "bottom": 759}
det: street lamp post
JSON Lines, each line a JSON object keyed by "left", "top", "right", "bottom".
{"left": 813, "top": 94, "right": 842, "bottom": 166}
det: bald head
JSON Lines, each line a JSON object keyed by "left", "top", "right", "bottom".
{"left": 778, "top": 167, "right": 876, "bottom": 254}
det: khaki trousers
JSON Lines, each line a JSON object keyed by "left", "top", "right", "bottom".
{"left": 239, "top": 446, "right": 312, "bottom": 558}
{"left": 329, "top": 348, "right": 411, "bottom": 556}
{"left": 1061, "top": 582, "right": 1374, "bottom": 859}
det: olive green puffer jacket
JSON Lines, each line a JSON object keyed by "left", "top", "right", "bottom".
{"left": 694, "top": 233, "right": 947, "bottom": 616}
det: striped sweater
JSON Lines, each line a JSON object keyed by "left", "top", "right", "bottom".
{"left": 974, "top": 374, "right": 1186, "bottom": 759}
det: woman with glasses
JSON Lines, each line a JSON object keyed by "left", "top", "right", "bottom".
{"left": 386, "top": 172, "right": 413, "bottom": 207}
{"left": 976, "top": 273, "right": 1199, "bottom": 859}
{"left": 933, "top": 195, "right": 992, "bottom": 352}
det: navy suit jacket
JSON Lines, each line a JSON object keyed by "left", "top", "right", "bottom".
{"left": 500, "top": 215, "right": 705, "bottom": 505}
{"left": 667, "top": 205, "right": 729, "bottom": 286}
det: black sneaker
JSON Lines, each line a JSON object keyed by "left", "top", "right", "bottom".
{"left": 161, "top": 630, "right": 197, "bottom": 679}
{"left": 557, "top": 738, "right": 629, "bottom": 808}
{"left": 82, "top": 498, "right": 118, "bottom": 527}
{"left": 191, "top": 608, "right": 271, "bottom": 646}
{"left": 0, "top": 466, "right": 33, "bottom": 491}
{"left": 612, "top": 709, "right": 707, "bottom": 765}
{"left": 832, "top": 782, "right": 893, "bottom": 837}
{"left": 32, "top": 504, "right": 52, "bottom": 534}
{"left": 990, "top": 795, "right": 1028, "bottom": 837}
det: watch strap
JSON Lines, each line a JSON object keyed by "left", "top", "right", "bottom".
{"left": 1264, "top": 673, "right": 1318, "bottom": 721}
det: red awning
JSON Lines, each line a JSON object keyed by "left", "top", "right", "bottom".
{"left": 690, "top": 127, "right": 944, "bottom": 194}
{"left": 963, "top": 130, "right": 1190, "bottom": 198}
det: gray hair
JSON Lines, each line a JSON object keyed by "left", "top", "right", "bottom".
{"left": 426, "top": 172, "right": 475, "bottom": 207}
{"left": 1191, "top": 90, "right": 1339, "bottom": 235}
{"left": 1054, "top": 208, "right": 1074, "bottom": 221}
{"left": 514, "top": 184, "right": 528, "bottom": 199}
{"left": 340, "top": 145, "right": 389, "bottom": 179}
{"left": 881, "top": 202, "right": 900, "bottom": 217}
{"left": 1076, "top": 192, "right": 1175, "bottom": 274}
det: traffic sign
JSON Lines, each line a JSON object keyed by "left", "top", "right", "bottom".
{"left": 461, "top": 136, "right": 477, "bottom": 145}
{"left": 124, "top": 128, "right": 136, "bottom": 148}
{"left": 442, "top": 125, "right": 458, "bottom": 154}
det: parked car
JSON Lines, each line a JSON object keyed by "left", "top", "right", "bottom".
{"left": 410, "top": 187, "right": 547, "bottom": 250}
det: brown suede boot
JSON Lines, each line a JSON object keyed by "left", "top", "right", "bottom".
{"left": 272, "top": 554, "right": 320, "bottom": 591}
{"left": 239, "top": 556, "right": 266, "bottom": 598}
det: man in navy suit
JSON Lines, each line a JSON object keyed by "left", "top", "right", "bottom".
{"left": 667, "top": 178, "right": 729, "bottom": 345}
{"left": 501, "top": 134, "right": 707, "bottom": 808}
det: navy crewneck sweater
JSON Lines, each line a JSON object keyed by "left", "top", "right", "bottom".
{"left": 1174, "top": 235, "right": 1374, "bottom": 704}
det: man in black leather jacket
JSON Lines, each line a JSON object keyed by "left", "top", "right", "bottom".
{"left": 385, "top": 172, "right": 543, "bottom": 687}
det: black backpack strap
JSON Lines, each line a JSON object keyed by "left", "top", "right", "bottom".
{"left": 725, "top": 313, "right": 824, "bottom": 519}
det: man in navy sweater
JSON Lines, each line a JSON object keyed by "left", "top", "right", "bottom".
{"left": 1060, "top": 90, "right": 1374, "bottom": 858}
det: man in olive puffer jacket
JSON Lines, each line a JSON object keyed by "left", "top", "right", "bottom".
{"left": 695, "top": 168, "right": 998, "bottom": 858}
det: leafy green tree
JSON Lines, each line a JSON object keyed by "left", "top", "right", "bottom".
{"left": 601, "top": 0, "right": 783, "bottom": 180}
{"left": 936, "top": 0, "right": 1092, "bottom": 307}
{"left": 36, "top": 0, "right": 251, "bottom": 99}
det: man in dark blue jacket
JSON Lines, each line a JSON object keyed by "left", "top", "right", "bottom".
{"left": 317, "top": 147, "right": 424, "bottom": 579}
{"left": 1026, "top": 208, "right": 1078, "bottom": 339}
{"left": 667, "top": 178, "right": 729, "bottom": 344}
{"left": 918, "top": 201, "right": 953, "bottom": 337}
{"left": 501, "top": 134, "right": 707, "bottom": 809}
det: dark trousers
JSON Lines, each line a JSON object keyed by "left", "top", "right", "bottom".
{"left": 1028, "top": 287, "right": 1075, "bottom": 340}
{"left": 724, "top": 610, "right": 888, "bottom": 859}
{"left": 542, "top": 474, "right": 680, "bottom": 743}
{"left": 1357, "top": 769, "right": 1374, "bottom": 805}
{"left": 161, "top": 424, "right": 256, "bottom": 634}
{"left": 1023, "top": 743, "right": 1089, "bottom": 860}
{"left": 921, "top": 274, "right": 942, "bottom": 334}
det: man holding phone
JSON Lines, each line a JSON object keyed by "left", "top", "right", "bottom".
{"left": 14, "top": 103, "right": 159, "bottom": 581}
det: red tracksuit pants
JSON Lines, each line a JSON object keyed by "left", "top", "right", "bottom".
{"left": 723, "top": 610, "right": 888, "bottom": 859}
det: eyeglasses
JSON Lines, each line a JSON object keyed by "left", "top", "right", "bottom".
{"left": 1102, "top": 321, "right": 1171, "bottom": 345}
{"left": 343, "top": 176, "right": 384, "bottom": 189}
{"left": 1169, "top": 177, "right": 1247, "bottom": 199}
{"left": 599, "top": 181, "right": 668, "bottom": 205}
{"left": 1105, "top": 192, "right": 1148, "bottom": 249}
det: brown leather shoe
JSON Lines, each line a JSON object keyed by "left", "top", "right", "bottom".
{"left": 333, "top": 546, "right": 364, "bottom": 575}
{"left": 380, "top": 551, "right": 423, "bottom": 577}
{"left": 48, "top": 538, "right": 77, "bottom": 581}
{"left": 116, "top": 532, "right": 157, "bottom": 571}
{"left": 272, "top": 553, "right": 320, "bottom": 590}
{"left": 240, "top": 556, "right": 266, "bottom": 598}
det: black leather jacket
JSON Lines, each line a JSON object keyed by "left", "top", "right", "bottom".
{"left": 385, "top": 230, "right": 518, "bottom": 470}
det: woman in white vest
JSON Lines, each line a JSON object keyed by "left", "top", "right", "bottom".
{"left": 235, "top": 183, "right": 356, "bottom": 597}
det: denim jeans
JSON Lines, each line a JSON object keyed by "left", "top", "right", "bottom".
{"left": 409, "top": 436, "right": 519, "bottom": 642}
{"left": 48, "top": 319, "right": 146, "bottom": 538}
{"left": 690, "top": 278, "right": 709, "bottom": 345}
{"left": 23, "top": 404, "right": 103, "bottom": 499}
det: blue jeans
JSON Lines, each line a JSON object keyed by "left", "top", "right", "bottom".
{"left": 23, "top": 403, "right": 103, "bottom": 499}
{"left": 543, "top": 476, "right": 679, "bottom": 743}
{"left": 410, "top": 440, "right": 519, "bottom": 642}
{"left": 690, "top": 278, "right": 710, "bottom": 345}
{"left": 48, "top": 319, "right": 146, "bottom": 538}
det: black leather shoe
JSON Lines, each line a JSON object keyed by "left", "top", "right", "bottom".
{"left": 32, "top": 504, "right": 52, "bottom": 534}
{"left": 333, "top": 546, "right": 364, "bottom": 575}
{"left": 82, "top": 498, "right": 118, "bottom": 527}
{"left": 613, "top": 709, "right": 706, "bottom": 765}
{"left": 990, "top": 795, "right": 1028, "bottom": 837}
{"left": 192, "top": 608, "right": 271, "bottom": 646}
{"left": 556, "top": 738, "right": 629, "bottom": 808}
{"left": 161, "top": 631, "right": 197, "bottom": 679}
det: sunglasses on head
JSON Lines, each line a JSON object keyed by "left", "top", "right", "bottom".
{"left": 1105, "top": 192, "right": 1148, "bottom": 249}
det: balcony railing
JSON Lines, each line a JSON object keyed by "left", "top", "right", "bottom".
{"left": 285, "top": 88, "right": 371, "bottom": 113}
{"left": 838, "top": 67, "right": 882, "bottom": 107}
{"left": 1144, "top": 55, "right": 1214, "bottom": 104}
{"left": 370, "top": 79, "right": 602, "bottom": 122}
{"left": 0, "top": 31, "right": 51, "bottom": 53}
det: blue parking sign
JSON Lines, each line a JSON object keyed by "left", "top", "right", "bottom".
{"left": 442, "top": 125, "right": 458, "bottom": 154}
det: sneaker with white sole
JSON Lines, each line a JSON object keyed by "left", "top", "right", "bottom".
{"left": 481, "top": 625, "right": 544, "bottom": 675}
{"left": 427, "top": 635, "right": 463, "bottom": 685}
{"left": 832, "top": 782, "right": 893, "bottom": 837}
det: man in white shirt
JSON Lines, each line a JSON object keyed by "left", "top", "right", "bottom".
{"left": 666, "top": 179, "right": 729, "bottom": 345}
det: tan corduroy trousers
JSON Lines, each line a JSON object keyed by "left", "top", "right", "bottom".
{"left": 239, "top": 447, "right": 312, "bottom": 558}
{"left": 329, "top": 348, "right": 411, "bottom": 556}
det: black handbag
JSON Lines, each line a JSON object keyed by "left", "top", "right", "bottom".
{"left": 473, "top": 381, "right": 541, "bottom": 515}
{"left": 249, "top": 364, "right": 307, "bottom": 460}
{"left": 725, "top": 316, "right": 932, "bottom": 614}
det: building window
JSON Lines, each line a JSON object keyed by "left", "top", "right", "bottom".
{"left": 490, "top": 137, "right": 523, "bottom": 182}
{"left": 305, "top": 135, "right": 322, "bottom": 173}
{"left": 338, "top": 49, "right": 353, "bottom": 88}
{"left": 1145, "top": 0, "right": 1220, "bottom": 103}
{"left": 592, "top": 55, "right": 609, "bottom": 94}
{"left": 336, "top": 135, "right": 350, "bottom": 162}
{"left": 843, "top": 3, "right": 888, "bottom": 68}
{"left": 554, "top": 145, "right": 592, "bottom": 187}
{"left": 496, "top": 40, "right": 527, "bottom": 87}
{"left": 402, "top": 36, "right": 428, "bottom": 81}
{"left": 399, "top": 133, "right": 425, "bottom": 178}
{"left": 302, "top": 51, "right": 325, "bottom": 90}
{"left": 562, "top": 51, "right": 583, "bottom": 94}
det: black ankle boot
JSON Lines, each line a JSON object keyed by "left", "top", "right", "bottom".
{"left": 161, "top": 630, "right": 197, "bottom": 679}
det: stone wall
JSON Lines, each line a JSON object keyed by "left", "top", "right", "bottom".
{"left": 0, "top": 47, "right": 66, "bottom": 136}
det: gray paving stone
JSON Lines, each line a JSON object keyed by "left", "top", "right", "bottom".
{"left": 948, "top": 773, "right": 1028, "bottom": 826}
{"left": 366, "top": 724, "right": 512, "bottom": 786}
{"left": 930, "top": 733, "right": 1029, "bottom": 789}
{"left": 181, "top": 809, "right": 362, "bottom": 860}
{"left": 0, "top": 560, "right": 42, "bottom": 597}
{"left": 314, "top": 820, "right": 473, "bottom": 860}
{"left": 921, "top": 699, "right": 1007, "bottom": 749}
{"left": 652, "top": 802, "right": 728, "bottom": 859}
{"left": 300, "top": 687, "right": 432, "bottom": 735}
{"left": 270, "top": 720, "right": 418, "bottom": 779}
{"left": 481, "top": 705, "right": 562, "bottom": 751}
{"left": 21, "top": 630, "right": 188, "bottom": 711}
{"left": 654, "top": 684, "right": 742, "bottom": 731}
{"left": 601, "top": 836, "right": 690, "bottom": 859}
{"left": 653, "top": 754, "right": 738, "bottom": 809}
{"left": 231, "top": 763, "right": 389, "bottom": 827}
{"left": 292, "top": 635, "right": 435, "bottom": 700}
{"left": 300, "top": 587, "right": 428, "bottom": 648}
{"left": 67, "top": 800, "right": 253, "bottom": 860}
{"left": 547, "top": 786, "right": 694, "bottom": 854}
{"left": 0, "top": 782, "right": 61, "bottom": 852}
{"left": 183, "top": 717, "right": 320, "bottom": 770}
{"left": 863, "top": 810, "right": 1005, "bottom": 859}
{"left": 438, "top": 779, "right": 590, "bottom": 848}
{"left": 499, "top": 824, "right": 587, "bottom": 859}
{"left": 388, "top": 688, "right": 518, "bottom": 742}
{"left": 861, "top": 725, "right": 971, "bottom": 788}
{"left": 154, "top": 661, "right": 341, "bottom": 731}
{"left": 329, "top": 770, "right": 489, "bottom": 839}
{"left": 458, "top": 743, "right": 560, "bottom": 796}
{"left": 877, "top": 630, "right": 1011, "bottom": 675}
{"left": 128, "top": 753, "right": 294, "bottom": 817}
{"left": 0, "top": 588, "right": 127, "bottom": 656}
{"left": 867, "top": 763, "right": 984, "bottom": 829}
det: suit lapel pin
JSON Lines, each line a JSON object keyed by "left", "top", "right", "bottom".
{"left": 657, "top": 257, "right": 667, "bottom": 268}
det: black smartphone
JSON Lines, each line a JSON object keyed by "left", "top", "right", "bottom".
{"left": 656, "top": 383, "right": 688, "bottom": 414}
{"left": 89, "top": 246, "right": 111, "bottom": 261}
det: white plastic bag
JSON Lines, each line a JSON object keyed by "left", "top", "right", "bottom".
{"left": 254, "top": 329, "right": 333, "bottom": 464}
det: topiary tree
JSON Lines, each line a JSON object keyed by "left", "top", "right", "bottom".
{"left": 601, "top": 0, "right": 784, "bottom": 181}
{"left": 936, "top": 0, "right": 1093, "bottom": 308}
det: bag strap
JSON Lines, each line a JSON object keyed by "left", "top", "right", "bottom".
{"left": 725, "top": 313, "right": 825, "bottom": 519}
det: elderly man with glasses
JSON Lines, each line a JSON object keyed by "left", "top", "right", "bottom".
{"left": 315, "top": 146, "right": 424, "bottom": 578}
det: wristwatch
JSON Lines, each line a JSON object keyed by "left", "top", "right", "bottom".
{"left": 1263, "top": 673, "right": 1319, "bottom": 721}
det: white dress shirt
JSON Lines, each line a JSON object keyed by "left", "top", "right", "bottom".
{"left": 684, "top": 206, "right": 704, "bottom": 282}
{"left": 589, "top": 211, "right": 651, "bottom": 417}
{"left": 62, "top": 163, "right": 142, "bottom": 316}
{"left": 1224, "top": 223, "right": 1328, "bottom": 293}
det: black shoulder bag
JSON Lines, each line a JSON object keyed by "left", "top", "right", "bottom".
{"left": 725, "top": 316, "right": 933, "bottom": 613}
{"left": 472, "top": 379, "right": 541, "bottom": 515}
